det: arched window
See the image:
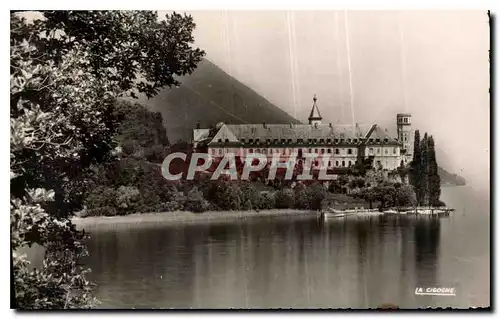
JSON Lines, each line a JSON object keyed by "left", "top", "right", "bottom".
{"left": 321, "top": 149, "right": 325, "bottom": 154}
{"left": 348, "top": 160, "right": 352, "bottom": 167}
{"left": 315, "top": 149, "right": 318, "bottom": 153}
{"left": 335, "top": 160, "right": 339, "bottom": 167}
{"left": 348, "top": 148, "right": 352, "bottom": 155}
{"left": 249, "top": 149, "right": 253, "bottom": 153}
{"left": 342, "top": 160, "right": 345, "bottom": 167}
{"left": 327, "top": 149, "right": 332, "bottom": 154}
{"left": 335, "top": 149, "right": 339, "bottom": 154}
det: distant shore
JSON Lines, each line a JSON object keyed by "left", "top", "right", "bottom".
{"left": 72, "top": 209, "right": 316, "bottom": 229}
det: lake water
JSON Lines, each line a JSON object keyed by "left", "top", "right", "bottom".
{"left": 81, "top": 186, "right": 489, "bottom": 309}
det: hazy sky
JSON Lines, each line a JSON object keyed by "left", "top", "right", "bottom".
{"left": 160, "top": 10, "right": 490, "bottom": 190}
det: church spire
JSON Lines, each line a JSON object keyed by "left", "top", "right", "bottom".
{"left": 308, "top": 94, "right": 322, "bottom": 125}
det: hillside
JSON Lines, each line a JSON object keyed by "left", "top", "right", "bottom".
{"left": 438, "top": 166, "right": 467, "bottom": 186}
{"left": 137, "top": 59, "right": 300, "bottom": 143}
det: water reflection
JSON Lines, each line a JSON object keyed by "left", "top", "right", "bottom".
{"left": 83, "top": 214, "right": 451, "bottom": 309}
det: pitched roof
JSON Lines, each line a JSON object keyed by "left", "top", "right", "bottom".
{"left": 219, "top": 123, "right": 374, "bottom": 141}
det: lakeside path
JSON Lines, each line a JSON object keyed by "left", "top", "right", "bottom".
{"left": 72, "top": 210, "right": 317, "bottom": 230}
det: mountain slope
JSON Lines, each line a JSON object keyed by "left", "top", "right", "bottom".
{"left": 438, "top": 166, "right": 467, "bottom": 186}
{"left": 138, "top": 59, "right": 300, "bottom": 142}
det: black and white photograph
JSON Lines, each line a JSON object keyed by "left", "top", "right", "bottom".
{"left": 10, "top": 8, "right": 490, "bottom": 310}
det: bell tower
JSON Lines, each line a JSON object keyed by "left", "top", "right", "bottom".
{"left": 308, "top": 95, "right": 322, "bottom": 126}
{"left": 397, "top": 113, "right": 413, "bottom": 159}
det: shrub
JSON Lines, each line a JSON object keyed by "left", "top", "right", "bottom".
{"left": 274, "top": 188, "right": 295, "bottom": 209}
{"left": 307, "top": 183, "right": 327, "bottom": 210}
{"left": 85, "top": 186, "right": 117, "bottom": 211}
{"left": 256, "top": 191, "right": 275, "bottom": 210}
{"left": 115, "top": 186, "right": 141, "bottom": 215}
{"left": 185, "top": 187, "right": 209, "bottom": 213}
{"left": 294, "top": 183, "right": 310, "bottom": 209}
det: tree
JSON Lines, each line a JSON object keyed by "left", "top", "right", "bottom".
{"left": 11, "top": 11, "right": 204, "bottom": 309}
{"left": 409, "top": 130, "right": 424, "bottom": 205}
{"left": 419, "top": 133, "right": 429, "bottom": 206}
{"left": 427, "top": 136, "right": 441, "bottom": 206}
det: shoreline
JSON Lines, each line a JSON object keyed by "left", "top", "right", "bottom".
{"left": 72, "top": 209, "right": 317, "bottom": 229}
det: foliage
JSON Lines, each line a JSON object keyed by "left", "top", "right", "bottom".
{"left": 426, "top": 136, "right": 441, "bottom": 206}
{"left": 185, "top": 187, "right": 209, "bottom": 213}
{"left": 306, "top": 183, "right": 327, "bottom": 210}
{"left": 113, "top": 100, "right": 169, "bottom": 162}
{"left": 293, "top": 183, "right": 310, "bottom": 209}
{"left": 11, "top": 10, "right": 204, "bottom": 309}
{"left": 274, "top": 188, "right": 295, "bottom": 209}
{"left": 409, "top": 131, "right": 442, "bottom": 207}
{"left": 255, "top": 192, "right": 275, "bottom": 210}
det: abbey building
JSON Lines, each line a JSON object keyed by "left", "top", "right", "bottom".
{"left": 192, "top": 96, "right": 414, "bottom": 171}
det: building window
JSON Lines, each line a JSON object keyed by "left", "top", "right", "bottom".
{"left": 297, "top": 138, "right": 303, "bottom": 143}
{"left": 241, "top": 139, "right": 245, "bottom": 143}
{"left": 334, "top": 139, "right": 339, "bottom": 143}
{"left": 369, "top": 148, "right": 374, "bottom": 154}
{"left": 314, "top": 149, "right": 318, "bottom": 153}
{"left": 393, "top": 147, "right": 397, "bottom": 154}
{"left": 320, "top": 139, "right": 325, "bottom": 143}
{"left": 327, "top": 149, "right": 332, "bottom": 154}
{"left": 249, "top": 149, "right": 253, "bottom": 153}
{"left": 404, "top": 136, "right": 407, "bottom": 142}
{"left": 249, "top": 139, "right": 254, "bottom": 143}
{"left": 354, "top": 139, "right": 358, "bottom": 143}
{"left": 218, "top": 149, "right": 223, "bottom": 155}
{"left": 263, "top": 149, "right": 267, "bottom": 154}
{"left": 281, "top": 139, "right": 286, "bottom": 143}
{"left": 256, "top": 138, "right": 260, "bottom": 143}
{"left": 288, "top": 139, "right": 292, "bottom": 143}
{"left": 385, "top": 148, "right": 388, "bottom": 155}
{"left": 375, "top": 138, "right": 380, "bottom": 143}
{"left": 308, "top": 139, "right": 312, "bottom": 143}
{"left": 347, "top": 138, "right": 351, "bottom": 143}
{"left": 335, "top": 149, "right": 339, "bottom": 154}
{"left": 218, "top": 139, "right": 222, "bottom": 142}
{"left": 327, "top": 138, "right": 332, "bottom": 143}
{"left": 255, "top": 149, "right": 260, "bottom": 153}
{"left": 404, "top": 118, "right": 408, "bottom": 123}
{"left": 274, "top": 139, "right": 279, "bottom": 143}
{"left": 348, "top": 160, "right": 352, "bottom": 167}
{"left": 348, "top": 149, "right": 352, "bottom": 155}
{"left": 224, "top": 139, "right": 229, "bottom": 142}
{"left": 335, "top": 160, "right": 339, "bottom": 167}
{"left": 342, "top": 160, "right": 345, "bottom": 167}
{"left": 321, "top": 149, "right": 325, "bottom": 154}
{"left": 266, "top": 139, "right": 271, "bottom": 143}
{"left": 369, "top": 138, "right": 373, "bottom": 143}
{"left": 340, "top": 139, "right": 345, "bottom": 143}
{"left": 377, "top": 148, "right": 380, "bottom": 154}
{"left": 384, "top": 138, "right": 388, "bottom": 143}
{"left": 313, "top": 139, "right": 318, "bottom": 143}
